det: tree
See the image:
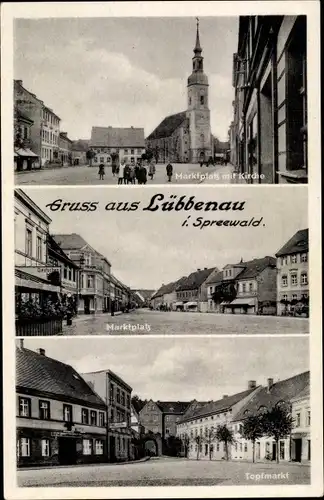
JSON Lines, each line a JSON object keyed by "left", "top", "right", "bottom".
{"left": 261, "top": 405, "right": 293, "bottom": 464}
{"left": 86, "top": 149, "right": 96, "bottom": 166}
{"left": 212, "top": 283, "right": 237, "bottom": 305}
{"left": 215, "top": 425, "right": 235, "bottom": 461}
{"left": 205, "top": 427, "right": 216, "bottom": 460}
{"left": 165, "top": 435, "right": 182, "bottom": 457}
{"left": 194, "top": 435, "right": 203, "bottom": 460}
{"left": 241, "top": 415, "right": 264, "bottom": 463}
{"left": 181, "top": 434, "right": 190, "bottom": 458}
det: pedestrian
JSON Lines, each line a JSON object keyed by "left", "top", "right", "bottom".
{"left": 166, "top": 162, "right": 173, "bottom": 182}
{"left": 98, "top": 163, "right": 105, "bottom": 180}
{"left": 135, "top": 161, "right": 141, "bottom": 184}
{"left": 148, "top": 160, "right": 156, "bottom": 180}
{"left": 140, "top": 163, "right": 147, "bottom": 184}
{"left": 118, "top": 160, "right": 125, "bottom": 185}
{"left": 129, "top": 163, "right": 136, "bottom": 184}
{"left": 124, "top": 162, "right": 130, "bottom": 184}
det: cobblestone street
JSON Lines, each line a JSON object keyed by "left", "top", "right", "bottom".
{"left": 17, "top": 456, "right": 310, "bottom": 487}
{"left": 15, "top": 163, "right": 240, "bottom": 186}
{"left": 61, "top": 308, "right": 309, "bottom": 336}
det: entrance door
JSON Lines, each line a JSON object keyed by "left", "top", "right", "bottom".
{"left": 256, "top": 442, "right": 261, "bottom": 460}
{"left": 199, "top": 151, "right": 205, "bottom": 164}
{"left": 84, "top": 297, "right": 90, "bottom": 314}
{"left": 109, "top": 436, "right": 116, "bottom": 462}
{"left": 58, "top": 437, "right": 77, "bottom": 465}
{"left": 294, "top": 438, "right": 302, "bottom": 462}
{"left": 272, "top": 442, "right": 277, "bottom": 461}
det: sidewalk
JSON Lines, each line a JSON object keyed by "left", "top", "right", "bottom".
{"left": 18, "top": 456, "right": 151, "bottom": 471}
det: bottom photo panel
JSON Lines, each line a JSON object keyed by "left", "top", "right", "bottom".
{"left": 16, "top": 335, "right": 310, "bottom": 487}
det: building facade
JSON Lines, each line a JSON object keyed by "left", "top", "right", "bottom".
{"left": 231, "top": 16, "right": 307, "bottom": 184}
{"left": 14, "top": 110, "right": 39, "bottom": 171}
{"left": 146, "top": 20, "right": 212, "bottom": 164}
{"left": 82, "top": 370, "right": 133, "bottom": 462}
{"left": 291, "top": 385, "right": 311, "bottom": 462}
{"left": 16, "top": 343, "right": 107, "bottom": 467}
{"left": 14, "top": 80, "right": 61, "bottom": 168}
{"left": 175, "top": 267, "right": 216, "bottom": 312}
{"left": 275, "top": 229, "right": 309, "bottom": 316}
{"left": 58, "top": 132, "right": 73, "bottom": 166}
{"left": 89, "top": 127, "right": 145, "bottom": 166}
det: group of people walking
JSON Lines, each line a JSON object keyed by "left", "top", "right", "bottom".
{"left": 98, "top": 159, "right": 174, "bottom": 184}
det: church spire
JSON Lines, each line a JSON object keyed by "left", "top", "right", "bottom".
{"left": 194, "top": 17, "right": 202, "bottom": 54}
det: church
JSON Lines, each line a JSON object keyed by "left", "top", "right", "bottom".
{"left": 146, "top": 20, "right": 213, "bottom": 164}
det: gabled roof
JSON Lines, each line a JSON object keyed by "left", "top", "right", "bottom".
{"left": 16, "top": 347, "right": 106, "bottom": 409}
{"left": 276, "top": 229, "right": 309, "bottom": 257}
{"left": 176, "top": 268, "right": 215, "bottom": 291}
{"left": 205, "top": 269, "right": 223, "bottom": 285}
{"left": 152, "top": 277, "right": 187, "bottom": 299}
{"left": 133, "top": 289, "right": 156, "bottom": 301}
{"left": 90, "top": 127, "right": 145, "bottom": 148}
{"left": 232, "top": 371, "right": 310, "bottom": 422}
{"left": 182, "top": 400, "right": 210, "bottom": 420}
{"left": 156, "top": 401, "right": 191, "bottom": 414}
{"left": 53, "top": 233, "right": 93, "bottom": 251}
{"left": 236, "top": 256, "right": 276, "bottom": 280}
{"left": 47, "top": 234, "right": 79, "bottom": 268}
{"left": 146, "top": 112, "right": 187, "bottom": 140}
{"left": 180, "top": 387, "right": 259, "bottom": 423}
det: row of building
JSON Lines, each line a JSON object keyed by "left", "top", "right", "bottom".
{"left": 229, "top": 15, "right": 308, "bottom": 184}
{"left": 150, "top": 228, "right": 309, "bottom": 317}
{"left": 14, "top": 79, "right": 88, "bottom": 170}
{"left": 15, "top": 189, "right": 143, "bottom": 329}
{"left": 17, "top": 341, "right": 310, "bottom": 467}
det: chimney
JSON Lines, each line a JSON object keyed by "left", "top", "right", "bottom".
{"left": 197, "top": 268, "right": 201, "bottom": 272}
{"left": 248, "top": 380, "right": 256, "bottom": 389}
{"left": 18, "top": 339, "right": 24, "bottom": 349}
{"left": 37, "top": 348, "right": 46, "bottom": 356}
{"left": 267, "top": 378, "right": 274, "bottom": 392}
{"left": 15, "top": 79, "right": 23, "bottom": 86}
{"left": 204, "top": 267, "right": 207, "bottom": 270}
{"left": 223, "top": 395, "right": 228, "bottom": 399}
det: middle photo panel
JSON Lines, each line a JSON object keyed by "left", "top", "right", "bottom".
{"left": 15, "top": 186, "right": 309, "bottom": 336}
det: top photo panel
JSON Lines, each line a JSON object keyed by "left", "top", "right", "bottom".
{"left": 14, "top": 16, "right": 308, "bottom": 186}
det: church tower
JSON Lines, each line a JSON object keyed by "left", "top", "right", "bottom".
{"left": 187, "top": 19, "right": 212, "bottom": 163}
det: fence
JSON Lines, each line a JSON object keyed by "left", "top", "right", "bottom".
{"left": 15, "top": 317, "right": 63, "bottom": 336}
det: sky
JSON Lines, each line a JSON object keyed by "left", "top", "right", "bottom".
{"left": 24, "top": 186, "right": 308, "bottom": 290}
{"left": 19, "top": 337, "right": 309, "bottom": 401}
{"left": 14, "top": 17, "right": 238, "bottom": 141}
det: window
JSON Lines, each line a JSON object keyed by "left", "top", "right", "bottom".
{"left": 296, "top": 412, "right": 301, "bottom": 427}
{"left": 282, "top": 294, "right": 288, "bottom": 301}
{"left": 189, "top": 97, "right": 192, "bottom": 106}
{"left": 63, "top": 404, "right": 72, "bottom": 422}
{"left": 292, "top": 294, "right": 297, "bottom": 300}
{"left": 19, "top": 397, "right": 31, "bottom": 417}
{"left": 127, "top": 395, "right": 130, "bottom": 408}
{"left": 39, "top": 400, "right": 50, "bottom": 420}
{"left": 25, "top": 227, "right": 32, "bottom": 257}
{"left": 249, "top": 282, "right": 253, "bottom": 291}
{"left": 301, "top": 273, "right": 308, "bottom": 285}
{"left": 216, "top": 442, "right": 220, "bottom": 452}
{"left": 95, "top": 440, "right": 104, "bottom": 455}
{"left": 87, "top": 275, "right": 94, "bottom": 288}
{"left": 117, "top": 387, "right": 120, "bottom": 404}
{"left": 242, "top": 283, "right": 246, "bottom": 292}
{"left": 121, "top": 391, "right": 125, "bottom": 406}
{"left": 244, "top": 443, "right": 248, "bottom": 452}
{"left": 301, "top": 253, "right": 308, "bottom": 263}
{"left": 279, "top": 441, "right": 285, "bottom": 460}
{"left": 82, "top": 439, "right": 92, "bottom": 455}
{"left": 291, "top": 274, "right": 298, "bottom": 286}
{"left": 166, "top": 428, "right": 170, "bottom": 435}
{"left": 81, "top": 408, "right": 89, "bottom": 424}
{"left": 131, "top": 149, "right": 134, "bottom": 154}
{"left": 291, "top": 254, "right": 297, "bottom": 264}
{"left": 41, "top": 439, "right": 50, "bottom": 457}
{"left": 90, "top": 410, "right": 97, "bottom": 426}
{"left": 109, "top": 384, "right": 114, "bottom": 404}
{"left": 281, "top": 276, "right": 288, "bottom": 287}
{"left": 20, "top": 438, "right": 30, "bottom": 457}
{"left": 200, "top": 95, "right": 204, "bottom": 105}
{"left": 99, "top": 411, "right": 105, "bottom": 427}
{"left": 124, "top": 149, "right": 128, "bottom": 154}
{"left": 307, "top": 410, "right": 311, "bottom": 426}
{"left": 100, "top": 157, "right": 104, "bottom": 163}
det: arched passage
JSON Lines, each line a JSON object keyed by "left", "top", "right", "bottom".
{"left": 142, "top": 434, "right": 162, "bottom": 457}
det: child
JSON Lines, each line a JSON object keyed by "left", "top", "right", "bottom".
{"left": 98, "top": 163, "right": 105, "bottom": 180}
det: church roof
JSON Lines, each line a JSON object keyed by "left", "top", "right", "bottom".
{"left": 90, "top": 126, "right": 145, "bottom": 148}
{"left": 146, "top": 112, "right": 187, "bottom": 140}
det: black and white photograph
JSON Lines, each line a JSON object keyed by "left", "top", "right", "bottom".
{"left": 16, "top": 336, "right": 310, "bottom": 487}
{"left": 13, "top": 14, "right": 308, "bottom": 186}
{"left": 14, "top": 187, "right": 309, "bottom": 336}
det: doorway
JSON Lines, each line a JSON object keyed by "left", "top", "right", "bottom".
{"left": 272, "top": 442, "right": 277, "bottom": 461}
{"left": 84, "top": 297, "right": 90, "bottom": 315}
{"left": 294, "top": 438, "right": 302, "bottom": 462}
{"left": 109, "top": 436, "right": 116, "bottom": 462}
{"left": 58, "top": 437, "right": 77, "bottom": 465}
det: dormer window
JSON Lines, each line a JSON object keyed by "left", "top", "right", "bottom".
{"left": 200, "top": 95, "right": 204, "bottom": 105}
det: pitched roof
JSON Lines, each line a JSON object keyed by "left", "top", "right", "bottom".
{"left": 133, "top": 289, "right": 156, "bottom": 301}
{"left": 176, "top": 268, "right": 215, "bottom": 291}
{"left": 152, "top": 277, "right": 187, "bottom": 299}
{"left": 16, "top": 347, "right": 106, "bottom": 408}
{"left": 146, "top": 112, "right": 187, "bottom": 140}
{"left": 276, "top": 229, "right": 309, "bottom": 257}
{"left": 71, "top": 139, "right": 89, "bottom": 152}
{"left": 53, "top": 233, "right": 91, "bottom": 251}
{"left": 156, "top": 401, "right": 191, "bottom": 414}
{"left": 47, "top": 234, "right": 79, "bottom": 268}
{"left": 236, "top": 256, "right": 276, "bottom": 280}
{"left": 205, "top": 269, "right": 223, "bottom": 285}
{"left": 232, "top": 371, "right": 310, "bottom": 422}
{"left": 180, "top": 387, "right": 259, "bottom": 423}
{"left": 90, "top": 127, "right": 145, "bottom": 148}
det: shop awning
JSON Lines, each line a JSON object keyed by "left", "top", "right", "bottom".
{"left": 174, "top": 301, "right": 184, "bottom": 306}
{"left": 220, "top": 301, "right": 232, "bottom": 306}
{"left": 15, "top": 269, "right": 61, "bottom": 293}
{"left": 292, "top": 432, "right": 310, "bottom": 439}
{"left": 185, "top": 301, "right": 198, "bottom": 307}
{"left": 15, "top": 148, "right": 39, "bottom": 157}
{"left": 228, "top": 298, "right": 256, "bottom": 306}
